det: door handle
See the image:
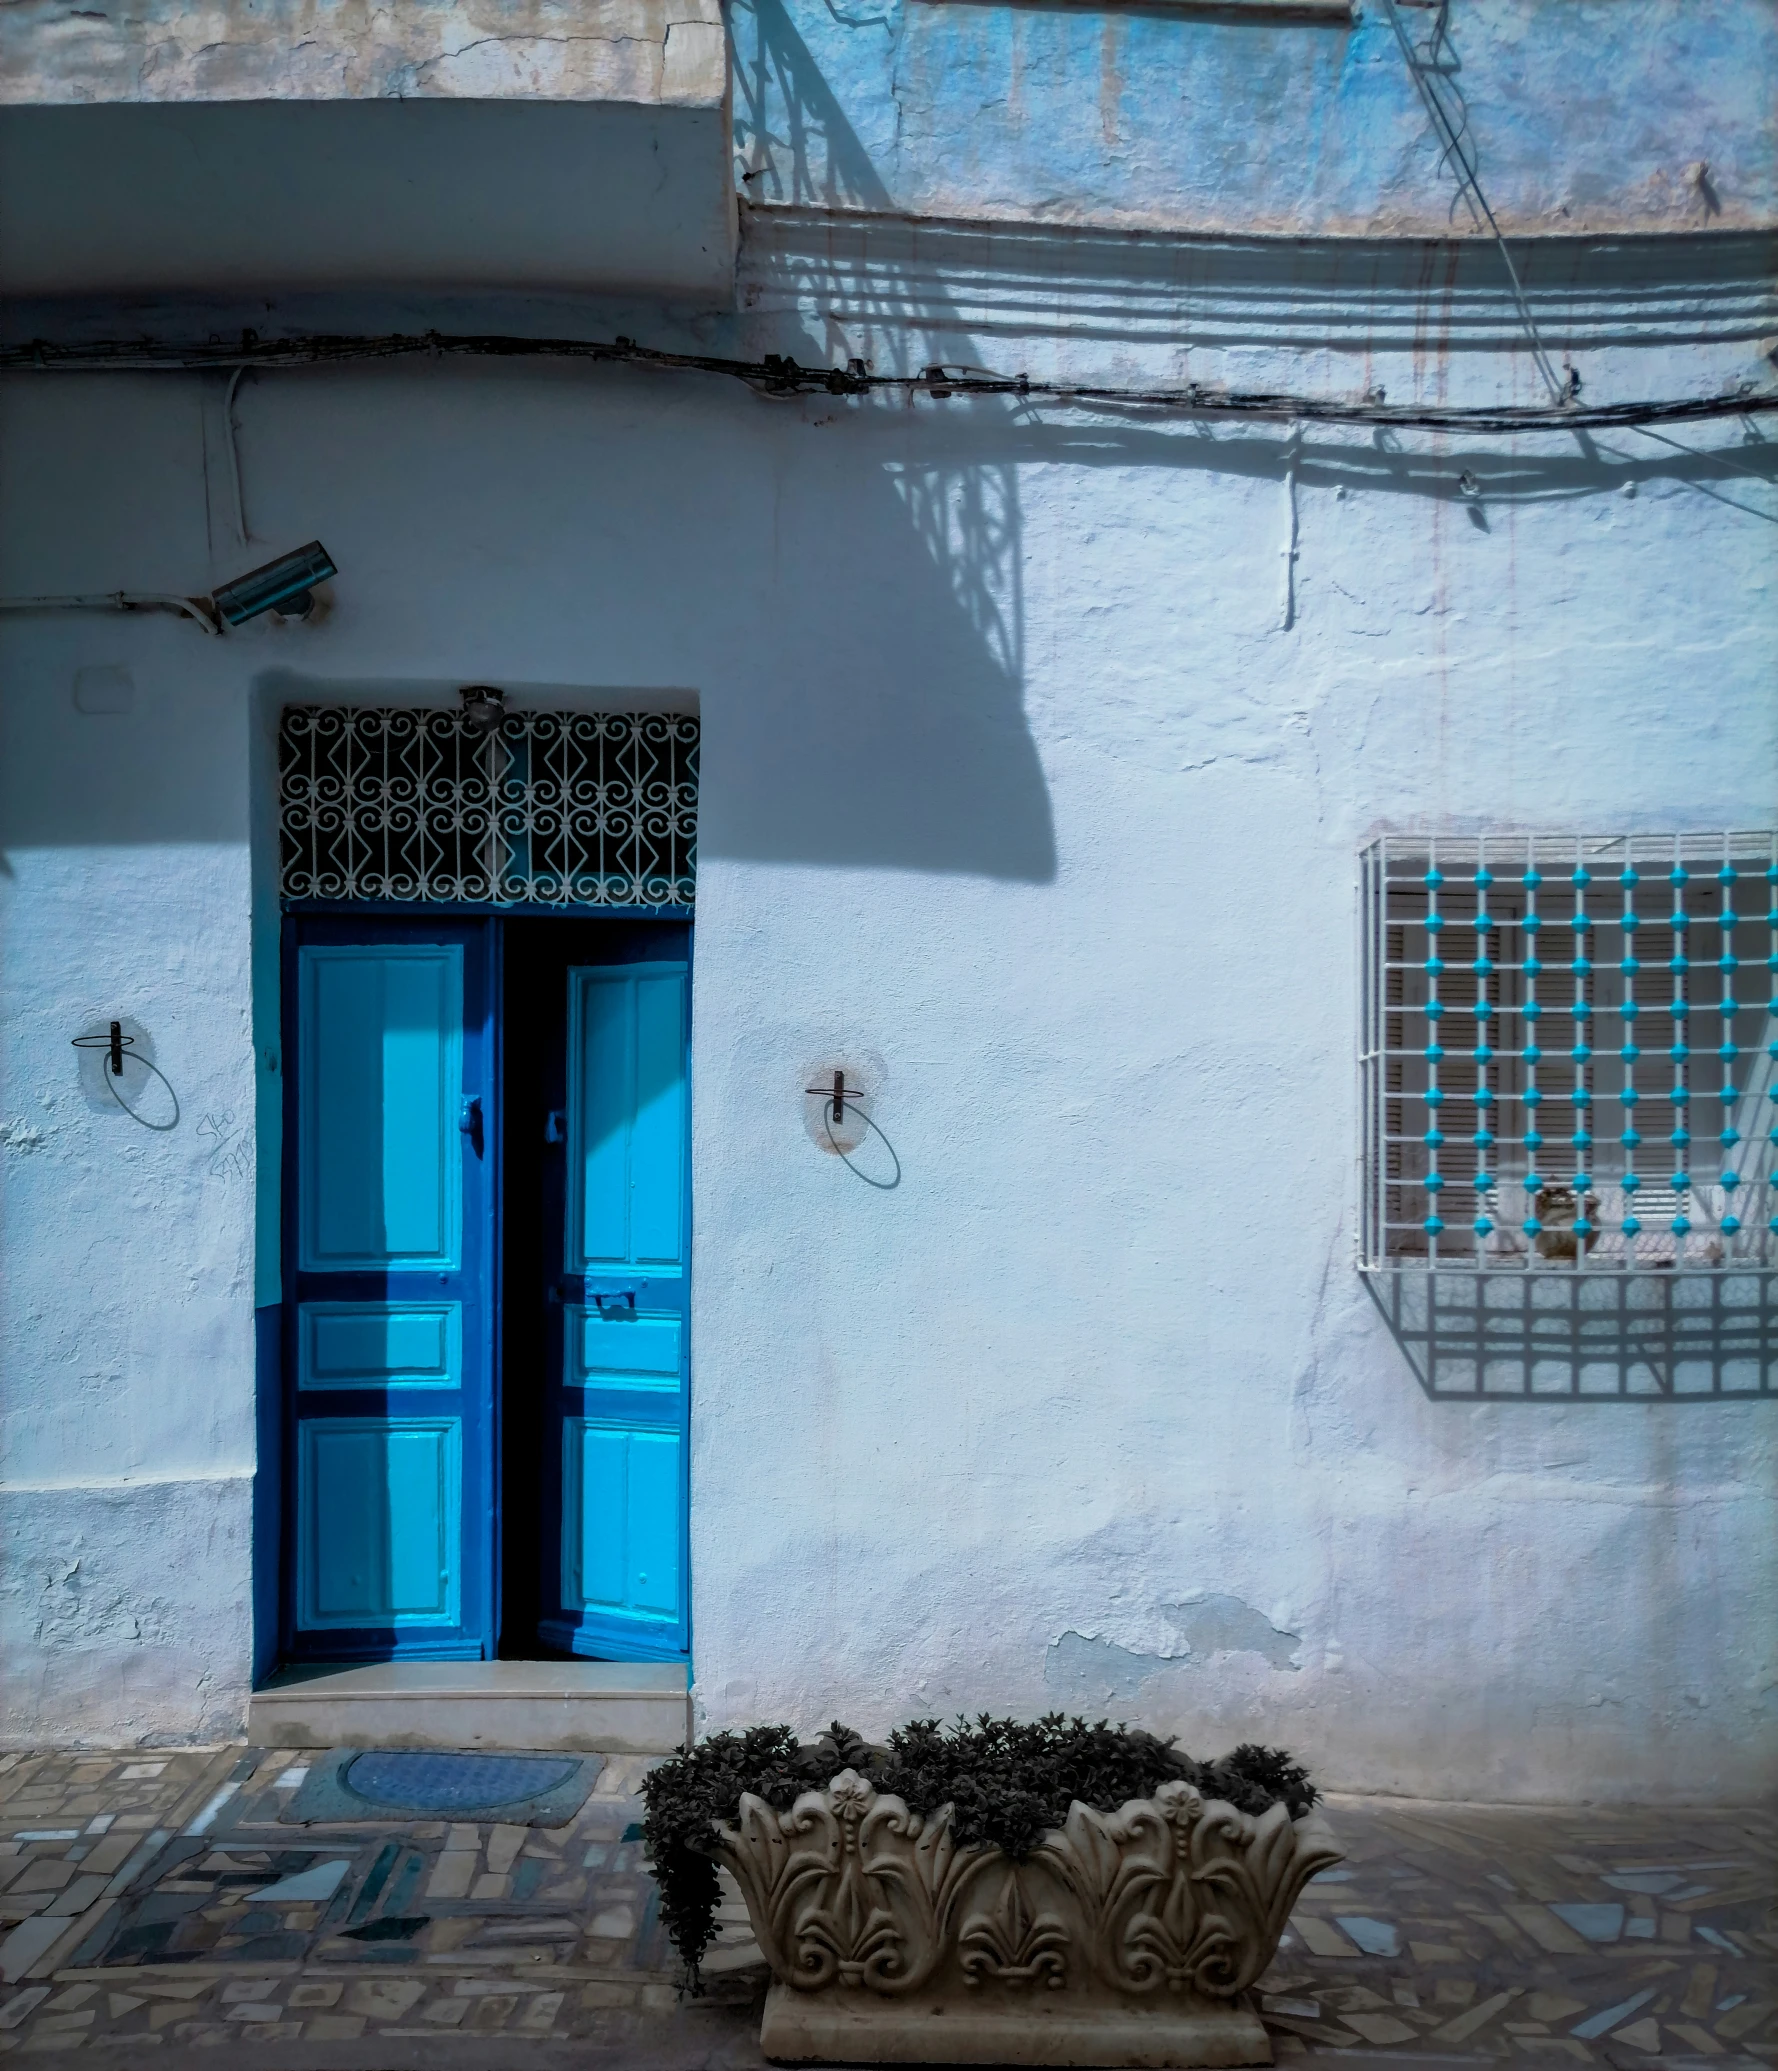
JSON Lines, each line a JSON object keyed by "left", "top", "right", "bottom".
{"left": 548, "top": 1279, "right": 640, "bottom": 1309}
{"left": 458, "top": 1095, "right": 483, "bottom": 1153}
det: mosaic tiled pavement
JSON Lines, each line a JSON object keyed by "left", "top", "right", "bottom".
{"left": 0, "top": 1748, "right": 1772, "bottom": 2067}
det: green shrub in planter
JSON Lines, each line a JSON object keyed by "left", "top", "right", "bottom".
{"left": 641, "top": 1713, "right": 1317, "bottom": 1990}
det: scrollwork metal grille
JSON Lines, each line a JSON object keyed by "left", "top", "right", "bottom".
{"left": 279, "top": 707, "right": 697, "bottom": 907}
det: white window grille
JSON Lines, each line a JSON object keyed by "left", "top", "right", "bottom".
{"left": 1361, "top": 833, "right": 1778, "bottom": 1272}
{"left": 279, "top": 707, "right": 697, "bottom": 907}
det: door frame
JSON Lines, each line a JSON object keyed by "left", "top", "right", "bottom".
{"left": 275, "top": 900, "right": 692, "bottom": 1669}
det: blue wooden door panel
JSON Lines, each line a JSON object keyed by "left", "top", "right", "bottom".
{"left": 563, "top": 1423, "right": 627, "bottom": 1611}
{"left": 544, "top": 958, "right": 690, "bottom": 1660}
{"left": 626, "top": 1432, "right": 682, "bottom": 1617}
{"left": 569, "top": 1308, "right": 681, "bottom": 1386}
{"left": 298, "top": 1302, "right": 461, "bottom": 1390}
{"left": 299, "top": 946, "right": 462, "bottom": 1271}
{"left": 569, "top": 969, "right": 687, "bottom": 1272}
{"left": 561, "top": 1422, "right": 683, "bottom": 1624}
{"left": 299, "top": 1418, "right": 461, "bottom": 1627}
{"left": 574, "top": 979, "right": 633, "bottom": 1268}
{"left": 284, "top": 920, "right": 492, "bottom": 1662}
{"left": 630, "top": 975, "right": 688, "bottom": 1266}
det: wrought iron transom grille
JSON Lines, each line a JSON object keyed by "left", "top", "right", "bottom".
{"left": 279, "top": 707, "right": 698, "bottom": 907}
{"left": 1361, "top": 832, "right": 1778, "bottom": 1272}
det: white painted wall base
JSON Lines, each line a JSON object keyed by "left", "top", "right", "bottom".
{"left": 0, "top": 1478, "right": 253, "bottom": 1749}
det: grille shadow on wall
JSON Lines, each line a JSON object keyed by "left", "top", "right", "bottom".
{"left": 733, "top": 0, "right": 1024, "bottom": 690}
{"left": 1360, "top": 831, "right": 1776, "bottom": 1399}
{"left": 279, "top": 707, "right": 697, "bottom": 907}
{"left": 1366, "top": 1268, "right": 1775, "bottom": 1399}
{"left": 723, "top": 0, "right": 1055, "bottom": 886}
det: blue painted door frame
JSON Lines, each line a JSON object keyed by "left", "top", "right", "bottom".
{"left": 280, "top": 914, "right": 499, "bottom": 1660}
{"left": 278, "top": 909, "right": 690, "bottom": 1666}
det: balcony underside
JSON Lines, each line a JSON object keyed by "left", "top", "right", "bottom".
{"left": 0, "top": 94, "right": 735, "bottom": 304}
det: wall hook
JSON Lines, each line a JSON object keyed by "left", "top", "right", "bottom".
{"left": 806, "top": 1069, "right": 859, "bottom": 1125}
{"left": 804, "top": 1071, "right": 900, "bottom": 1191}
{"left": 71, "top": 1021, "right": 181, "bottom": 1131}
{"left": 71, "top": 1020, "right": 132, "bottom": 1075}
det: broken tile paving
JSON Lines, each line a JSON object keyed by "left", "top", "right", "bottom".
{"left": 0, "top": 1747, "right": 1771, "bottom": 2066}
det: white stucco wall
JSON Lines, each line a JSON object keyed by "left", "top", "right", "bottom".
{"left": 1, "top": 250, "right": 1773, "bottom": 1786}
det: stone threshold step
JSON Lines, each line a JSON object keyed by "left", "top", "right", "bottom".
{"left": 248, "top": 1660, "right": 688, "bottom": 1755}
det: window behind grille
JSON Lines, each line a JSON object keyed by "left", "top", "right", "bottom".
{"left": 1361, "top": 834, "right": 1777, "bottom": 1271}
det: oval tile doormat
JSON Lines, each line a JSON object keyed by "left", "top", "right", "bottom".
{"left": 283, "top": 1748, "right": 604, "bottom": 1826}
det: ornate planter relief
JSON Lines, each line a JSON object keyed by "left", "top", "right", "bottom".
{"left": 718, "top": 1769, "right": 1342, "bottom": 2066}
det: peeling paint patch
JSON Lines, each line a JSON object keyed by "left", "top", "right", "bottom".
{"left": 1045, "top": 1595, "right": 1304, "bottom": 1702}
{"left": 1164, "top": 1594, "right": 1303, "bottom": 1671}
{"left": 1045, "top": 1631, "right": 1184, "bottom": 1703}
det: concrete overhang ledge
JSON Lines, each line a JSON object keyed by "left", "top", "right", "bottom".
{"left": 0, "top": 1, "right": 736, "bottom": 303}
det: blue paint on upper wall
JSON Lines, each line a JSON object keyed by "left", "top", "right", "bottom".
{"left": 730, "top": 0, "right": 1777, "bottom": 236}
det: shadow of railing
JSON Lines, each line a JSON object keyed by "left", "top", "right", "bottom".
{"left": 716, "top": 0, "right": 1047, "bottom": 880}
{"left": 732, "top": 0, "right": 1027, "bottom": 690}
{"left": 1366, "top": 1269, "right": 1775, "bottom": 1399}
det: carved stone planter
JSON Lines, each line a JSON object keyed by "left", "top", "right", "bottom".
{"left": 716, "top": 1768, "right": 1342, "bottom": 2067}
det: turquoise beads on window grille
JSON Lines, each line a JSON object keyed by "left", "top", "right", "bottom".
{"left": 1422, "top": 866, "right": 1446, "bottom": 1244}
{"left": 1372, "top": 837, "right": 1775, "bottom": 1271}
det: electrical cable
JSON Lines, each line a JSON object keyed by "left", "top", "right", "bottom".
{"left": 1378, "top": 0, "right": 1569, "bottom": 406}
{"left": 1626, "top": 422, "right": 1778, "bottom": 487}
{"left": 0, "top": 591, "right": 220, "bottom": 631}
{"left": 223, "top": 364, "right": 250, "bottom": 547}
{"left": 3, "top": 331, "right": 1772, "bottom": 434}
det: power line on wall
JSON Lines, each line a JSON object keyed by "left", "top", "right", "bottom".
{"left": 3, "top": 331, "right": 1773, "bottom": 435}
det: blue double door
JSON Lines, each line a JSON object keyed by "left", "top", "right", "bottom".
{"left": 282, "top": 914, "right": 691, "bottom": 1663}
